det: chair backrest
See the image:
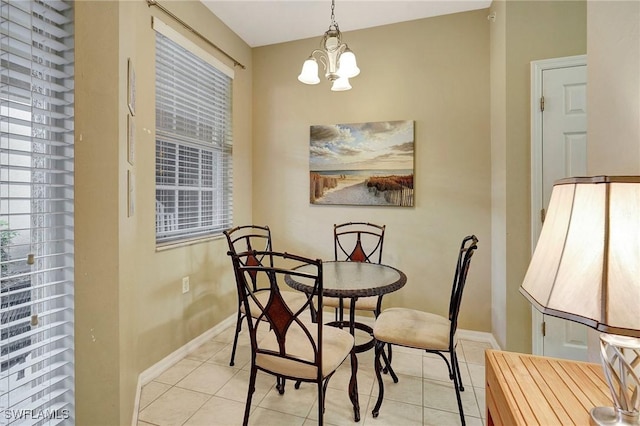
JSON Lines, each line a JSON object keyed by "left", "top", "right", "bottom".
{"left": 224, "top": 225, "right": 273, "bottom": 291}
{"left": 448, "top": 235, "right": 479, "bottom": 338}
{"left": 228, "top": 250, "right": 324, "bottom": 374}
{"left": 334, "top": 222, "right": 385, "bottom": 264}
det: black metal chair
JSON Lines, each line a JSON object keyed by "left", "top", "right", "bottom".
{"left": 325, "top": 222, "right": 386, "bottom": 318}
{"left": 224, "top": 225, "right": 308, "bottom": 366}
{"left": 371, "top": 235, "right": 479, "bottom": 425}
{"left": 324, "top": 222, "right": 394, "bottom": 368}
{"left": 228, "top": 250, "right": 354, "bottom": 426}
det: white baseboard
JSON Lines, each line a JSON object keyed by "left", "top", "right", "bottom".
{"left": 457, "top": 328, "right": 501, "bottom": 349}
{"left": 131, "top": 315, "right": 236, "bottom": 426}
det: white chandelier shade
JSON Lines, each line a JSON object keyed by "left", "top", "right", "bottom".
{"left": 331, "top": 76, "right": 352, "bottom": 91}
{"left": 298, "top": 58, "right": 321, "bottom": 85}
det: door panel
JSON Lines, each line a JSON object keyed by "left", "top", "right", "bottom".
{"left": 540, "top": 64, "right": 589, "bottom": 361}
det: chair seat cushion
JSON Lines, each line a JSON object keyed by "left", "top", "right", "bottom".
{"left": 323, "top": 295, "right": 378, "bottom": 312}
{"left": 242, "top": 290, "right": 309, "bottom": 318}
{"left": 256, "top": 323, "right": 354, "bottom": 380}
{"left": 373, "top": 307, "right": 451, "bottom": 351}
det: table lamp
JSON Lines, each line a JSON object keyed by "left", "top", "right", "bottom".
{"left": 520, "top": 176, "right": 640, "bottom": 426}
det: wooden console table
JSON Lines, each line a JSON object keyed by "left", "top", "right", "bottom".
{"left": 485, "top": 349, "right": 613, "bottom": 425}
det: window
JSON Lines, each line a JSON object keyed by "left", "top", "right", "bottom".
{"left": 154, "top": 20, "right": 233, "bottom": 244}
{"left": 1, "top": 0, "right": 75, "bottom": 422}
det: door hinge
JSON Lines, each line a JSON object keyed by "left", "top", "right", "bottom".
{"left": 540, "top": 96, "right": 545, "bottom": 112}
{"left": 541, "top": 208, "right": 546, "bottom": 224}
{"left": 542, "top": 321, "right": 546, "bottom": 337}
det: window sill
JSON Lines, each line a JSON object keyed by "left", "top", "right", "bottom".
{"left": 156, "top": 233, "right": 225, "bottom": 252}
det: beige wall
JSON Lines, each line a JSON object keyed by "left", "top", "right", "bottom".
{"left": 71, "top": 0, "right": 638, "bottom": 422}
{"left": 75, "top": 1, "right": 252, "bottom": 423}
{"left": 587, "top": 0, "right": 640, "bottom": 175}
{"left": 585, "top": 0, "right": 640, "bottom": 360}
{"left": 252, "top": 10, "right": 493, "bottom": 331}
{"left": 489, "top": 0, "right": 586, "bottom": 351}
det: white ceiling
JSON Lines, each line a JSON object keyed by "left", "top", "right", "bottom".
{"left": 202, "top": 1, "right": 492, "bottom": 48}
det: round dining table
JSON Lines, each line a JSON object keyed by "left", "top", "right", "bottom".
{"left": 285, "top": 260, "right": 407, "bottom": 422}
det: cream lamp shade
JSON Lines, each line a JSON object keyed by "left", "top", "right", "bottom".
{"left": 520, "top": 175, "right": 640, "bottom": 426}
{"left": 520, "top": 176, "right": 640, "bottom": 337}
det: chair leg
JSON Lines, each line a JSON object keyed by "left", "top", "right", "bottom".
{"left": 276, "top": 376, "right": 286, "bottom": 394}
{"left": 433, "top": 351, "right": 454, "bottom": 380}
{"left": 372, "top": 340, "right": 386, "bottom": 417}
{"left": 451, "top": 360, "right": 466, "bottom": 426}
{"left": 382, "top": 343, "right": 393, "bottom": 374}
{"left": 243, "top": 365, "right": 257, "bottom": 426}
{"left": 452, "top": 350, "right": 465, "bottom": 392}
{"left": 449, "top": 351, "right": 466, "bottom": 426}
{"left": 318, "top": 380, "right": 324, "bottom": 425}
{"left": 380, "top": 344, "right": 394, "bottom": 376}
{"left": 374, "top": 304, "right": 393, "bottom": 375}
{"left": 322, "top": 377, "right": 330, "bottom": 411}
{"left": 382, "top": 348, "right": 399, "bottom": 383}
{"left": 230, "top": 309, "right": 243, "bottom": 366}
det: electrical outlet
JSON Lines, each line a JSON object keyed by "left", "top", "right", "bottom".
{"left": 182, "top": 276, "right": 190, "bottom": 294}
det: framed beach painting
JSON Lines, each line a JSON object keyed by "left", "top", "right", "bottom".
{"left": 310, "top": 120, "right": 414, "bottom": 207}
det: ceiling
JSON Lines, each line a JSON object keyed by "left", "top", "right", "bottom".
{"left": 201, "top": 1, "right": 492, "bottom": 48}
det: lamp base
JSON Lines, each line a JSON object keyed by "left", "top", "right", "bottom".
{"left": 591, "top": 407, "right": 639, "bottom": 425}
{"left": 592, "top": 334, "right": 640, "bottom": 426}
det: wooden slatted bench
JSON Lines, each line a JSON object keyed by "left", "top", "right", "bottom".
{"left": 485, "top": 349, "right": 613, "bottom": 425}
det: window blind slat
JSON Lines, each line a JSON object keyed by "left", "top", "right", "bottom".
{"left": 1, "top": 347, "right": 71, "bottom": 384}
{"left": 7, "top": 374, "right": 72, "bottom": 411}
{"left": 0, "top": 0, "right": 74, "bottom": 422}
{"left": 0, "top": 277, "right": 72, "bottom": 300}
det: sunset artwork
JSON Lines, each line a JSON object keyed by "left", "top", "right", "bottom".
{"left": 310, "top": 120, "right": 414, "bottom": 206}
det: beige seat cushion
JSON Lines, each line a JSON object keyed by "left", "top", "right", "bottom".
{"left": 256, "top": 323, "right": 354, "bottom": 380}
{"left": 323, "top": 295, "right": 378, "bottom": 312}
{"left": 373, "top": 307, "right": 452, "bottom": 351}
{"left": 242, "top": 290, "right": 309, "bottom": 318}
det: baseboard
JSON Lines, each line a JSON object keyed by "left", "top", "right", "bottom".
{"left": 457, "top": 328, "right": 501, "bottom": 349}
{"left": 131, "top": 315, "right": 236, "bottom": 426}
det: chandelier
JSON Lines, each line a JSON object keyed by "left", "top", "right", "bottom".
{"left": 297, "top": 0, "right": 360, "bottom": 91}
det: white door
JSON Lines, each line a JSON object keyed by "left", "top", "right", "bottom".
{"left": 531, "top": 56, "right": 588, "bottom": 361}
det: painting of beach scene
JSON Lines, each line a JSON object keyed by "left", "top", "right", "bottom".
{"left": 310, "top": 120, "right": 414, "bottom": 206}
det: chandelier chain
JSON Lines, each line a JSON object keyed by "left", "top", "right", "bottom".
{"left": 329, "top": 0, "right": 339, "bottom": 31}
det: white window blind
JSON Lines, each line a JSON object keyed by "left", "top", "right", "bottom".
{"left": 0, "top": 0, "right": 75, "bottom": 423}
{"left": 154, "top": 23, "right": 233, "bottom": 244}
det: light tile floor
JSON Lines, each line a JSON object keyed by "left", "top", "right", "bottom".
{"left": 138, "top": 321, "right": 492, "bottom": 426}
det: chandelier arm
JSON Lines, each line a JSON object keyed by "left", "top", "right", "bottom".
{"left": 310, "top": 49, "right": 329, "bottom": 71}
